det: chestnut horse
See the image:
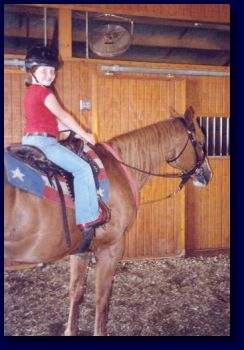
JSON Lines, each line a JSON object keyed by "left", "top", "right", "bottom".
{"left": 4, "top": 107, "right": 212, "bottom": 336}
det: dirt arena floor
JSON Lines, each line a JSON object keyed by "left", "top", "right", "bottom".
{"left": 4, "top": 254, "right": 230, "bottom": 336}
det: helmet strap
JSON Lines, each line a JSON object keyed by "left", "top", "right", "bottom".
{"left": 31, "top": 72, "right": 39, "bottom": 84}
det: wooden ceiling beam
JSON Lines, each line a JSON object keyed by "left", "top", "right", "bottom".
{"left": 20, "top": 4, "right": 230, "bottom": 24}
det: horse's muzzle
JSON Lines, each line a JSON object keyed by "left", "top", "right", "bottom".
{"left": 191, "top": 158, "right": 212, "bottom": 187}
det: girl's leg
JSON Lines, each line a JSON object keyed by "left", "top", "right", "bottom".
{"left": 22, "top": 136, "right": 100, "bottom": 224}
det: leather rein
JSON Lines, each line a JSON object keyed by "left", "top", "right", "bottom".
{"left": 94, "top": 118, "right": 206, "bottom": 200}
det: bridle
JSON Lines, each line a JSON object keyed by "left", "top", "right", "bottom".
{"left": 95, "top": 118, "right": 206, "bottom": 199}
{"left": 166, "top": 117, "right": 206, "bottom": 193}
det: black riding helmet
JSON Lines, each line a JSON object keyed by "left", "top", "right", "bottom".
{"left": 25, "top": 45, "right": 59, "bottom": 72}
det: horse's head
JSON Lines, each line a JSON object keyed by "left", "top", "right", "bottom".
{"left": 169, "top": 106, "right": 212, "bottom": 187}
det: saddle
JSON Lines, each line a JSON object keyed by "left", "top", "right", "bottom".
{"left": 5, "top": 131, "right": 111, "bottom": 250}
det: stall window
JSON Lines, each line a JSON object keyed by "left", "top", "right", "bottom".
{"left": 4, "top": 4, "right": 58, "bottom": 55}
{"left": 197, "top": 116, "right": 230, "bottom": 156}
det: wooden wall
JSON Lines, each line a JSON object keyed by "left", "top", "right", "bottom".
{"left": 4, "top": 60, "right": 230, "bottom": 258}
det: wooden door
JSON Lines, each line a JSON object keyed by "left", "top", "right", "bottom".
{"left": 92, "top": 74, "right": 187, "bottom": 258}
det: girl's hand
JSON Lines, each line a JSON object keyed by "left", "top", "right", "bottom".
{"left": 83, "top": 132, "right": 96, "bottom": 145}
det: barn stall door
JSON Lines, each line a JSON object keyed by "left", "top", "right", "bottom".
{"left": 185, "top": 76, "right": 230, "bottom": 254}
{"left": 92, "top": 75, "right": 186, "bottom": 258}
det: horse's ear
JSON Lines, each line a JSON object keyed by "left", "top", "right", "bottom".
{"left": 184, "top": 106, "right": 195, "bottom": 131}
{"left": 169, "top": 106, "right": 181, "bottom": 119}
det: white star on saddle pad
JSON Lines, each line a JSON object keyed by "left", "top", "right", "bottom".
{"left": 11, "top": 167, "right": 25, "bottom": 181}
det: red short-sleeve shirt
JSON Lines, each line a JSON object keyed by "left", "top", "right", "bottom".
{"left": 24, "top": 84, "right": 58, "bottom": 137}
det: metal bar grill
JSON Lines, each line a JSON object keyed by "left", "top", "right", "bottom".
{"left": 219, "top": 117, "right": 223, "bottom": 156}
{"left": 213, "top": 117, "right": 216, "bottom": 156}
{"left": 197, "top": 116, "right": 229, "bottom": 157}
{"left": 226, "top": 117, "right": 229, "bottom": 156}
{"left": 206, "top": 117, "right": 209, "bottom": 155}
{"left": 199, "top": 116, "right": 202, "bottom": 129}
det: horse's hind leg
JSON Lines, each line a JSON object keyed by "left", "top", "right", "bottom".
{"left": 94, "top": 237, "right": 124, "bottom": 336}
{"left": 64, "top": 255, "right": 89, "bottom": 336}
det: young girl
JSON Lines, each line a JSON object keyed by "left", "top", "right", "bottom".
{"left": 22, "top": 45, "right": 105, "bottom": 246}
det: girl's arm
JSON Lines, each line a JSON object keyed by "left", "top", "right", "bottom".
{"left": 44, "top": 93, "right": 96, "bottom": 144}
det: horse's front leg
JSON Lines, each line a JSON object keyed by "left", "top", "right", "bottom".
{"left": 64, "top": 255, "right": 89, "bottom": 336}
{"left": 94, "top": 236, "right": 124, "bottom": 336}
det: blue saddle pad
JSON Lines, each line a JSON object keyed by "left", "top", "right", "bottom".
{"left": 4, "top": 146, "right": 109, "bottom": 208}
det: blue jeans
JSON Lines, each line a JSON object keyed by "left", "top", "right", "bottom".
{"left": 22, "top": 136, "right": 100, "bottom": 225}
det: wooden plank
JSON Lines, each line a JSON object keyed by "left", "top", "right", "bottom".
{"left": 160, "top": 80, "right": 168, "bottom": 118}
{"left": 143, "top": 202, "right": 152, "bottom": 256}
{"left": 158, "top": 200, "right": 167, "bottom": 256}
{"left": 166, "top": 80, "right": 176, "bottom": 254}
{"left": 215, "top": 159, "right": 223, "bottom": 248}
{"left": 175, "top": 79, "right": 186, "bottom": 254}
{"left": 175, "top": 79, "right": 186, "bottom": 114}
{"left": 62, "top": 62, "right": 72, "bottom": 111}
{"left": 136, "top": 203, "right": 145, "bottom": 257}
{"left": 201, "top": 77, "right": 210, "bottom": 115}
{"left": 120, "top": 79, "right": 129, "bottom": 135}
{"left": 71, "top": 62, "right": 80, "bottom": 120}
{"left": 186, "top": 183, "right": 203, "bottom": 250}
{"left": 96, "top": 76, "right": 105, "bottom": 142}
{"left": 186, "top": 78, "right": 201, "bottom": 114}
{"left": 28, "top": 4, "right": 230, "bottom": 23}
{"left": 58, "top": 8, "right": 72, "bottom": 58}
{"left": 91, "top": 72, "right": 98, "bottom": 138}
{"left": 128, "top": 216, "right": 137, "bottom": 258}
{"left": 20, "top": 77, "right": 26, "bottom": 139}
{"left": 216, "top": 77, "right": 224, "bottom": 115}
{"left": 223, "top": 77, "right": 230, "bottom": 116}
{"left": 136, "top": 79, "right": 145, "bottom": 130}
{"left": 112, "top": 78, "right": 121, "bottom": 137}
{"left": 11, "top": 74, "right": 22, "bottom": 143}
{"left": 209, "top": 77, "right": 217, "bottom": 115}
{"left": 208, "top": 160, "right": 217, "bottom": 248}
{"left": 104, "top": 78, "right": 113, "bottom": 140}
{"left": 4, "top": 73, "right": 12, "bottom": 146}
{"left": 222, "top": 159, "right": 230, "bottom": 247}
{"left": 55, "top": 65, "right": 64, "bottom": 105}
{"left": 80, "top": 63, "right": 90, "bottom": 129}
{"left": 139, "top": 80, "right": 152, "bottom": 205}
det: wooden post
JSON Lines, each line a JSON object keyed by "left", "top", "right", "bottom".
{"left": 58, "top": 8, "right": 72, "bottom": 58}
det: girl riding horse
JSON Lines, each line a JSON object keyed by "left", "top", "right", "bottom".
{"left": 22, "top": 45, "right": 108, "bottom": 249}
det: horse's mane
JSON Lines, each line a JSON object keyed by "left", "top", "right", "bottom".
{"left": 108, "top": 117, "right": 184, "bottom": 172}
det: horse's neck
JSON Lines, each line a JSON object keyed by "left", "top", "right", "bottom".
{"left": 109, "top": 119, "right": 182, "bottom": 190}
